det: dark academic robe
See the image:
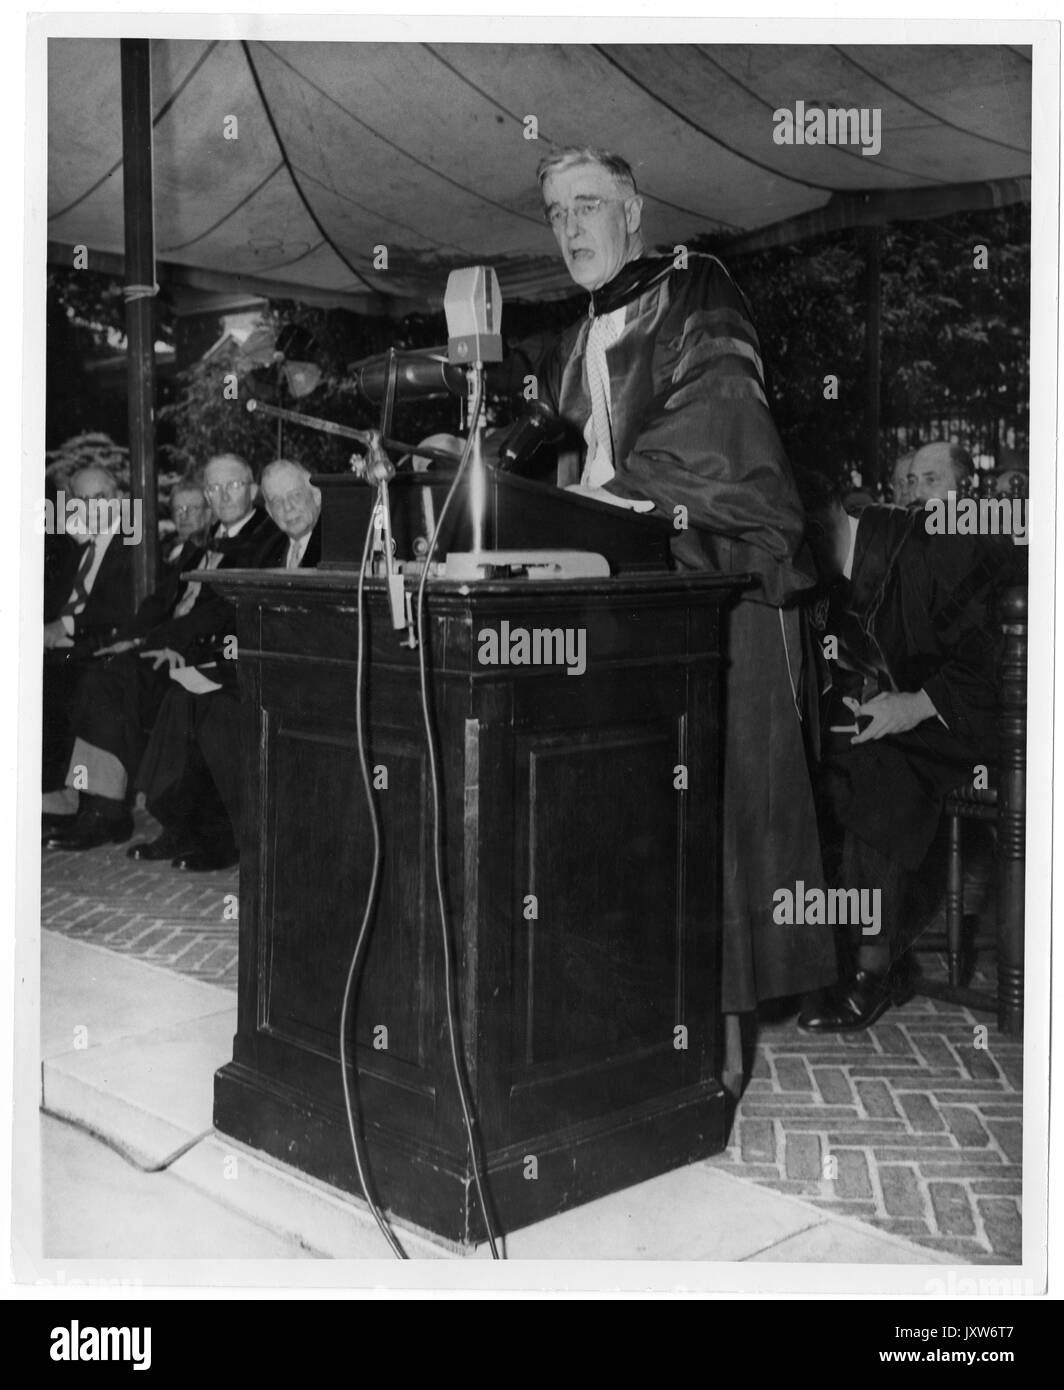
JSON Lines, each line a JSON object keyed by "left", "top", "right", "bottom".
{"left": 821, "top": 504, "right": 1014, "bottom": 872}
{"left": 540, "top": 253, "right": 836, "bottom": 1012}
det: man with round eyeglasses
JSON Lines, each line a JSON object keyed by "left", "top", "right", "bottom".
{"left": 536, "top": 147, "right": 837, "bottom": 1087}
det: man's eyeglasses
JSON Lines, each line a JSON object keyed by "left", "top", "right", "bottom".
{"left": 543, "top": 196, "right": 627, "bottom": 231}
{"left": 266, "top": 489, "right": 309, "bottom": 512}
{"left": 173, "top": 504, "right": 208, "bottom": 518}
{"left": 204, "top": 481, "right": 250, "bottom": 499}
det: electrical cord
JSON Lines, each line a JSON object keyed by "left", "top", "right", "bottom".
{"left": 341, "top": 386, "right": 502, "bottom": 1258}
{"left": 338, "top": 501, "right": 408, "bottom": 1259}
{"left": 414, "top": 370, "right": 502, "bottom": 1258}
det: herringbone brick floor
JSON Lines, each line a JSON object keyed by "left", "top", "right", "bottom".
{"left": 707, "top": 986, "right": 1022, "bottom": 1263}
{"left": 42, "top": 807, "right": 239, "bottom": 989}
{"left": 41, "top": 809, "right": 1021, "bottom": 1263}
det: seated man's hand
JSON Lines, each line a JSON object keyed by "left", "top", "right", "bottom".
{"left": 44, "top": 619, "right": 74, "bottom": 650}
{"left": 95, "top": 638, "right": 141, "bottom": 657}
{"left": 140, "top": 647, "right": 186, "bottom": 672}
{"left": 849, "top": 690, "right": 937, "bottom": 744}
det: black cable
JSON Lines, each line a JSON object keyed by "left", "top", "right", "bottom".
{"left": 338, "top": 502, "right": 408, "bottom": 1259}
{"left": 415, "top": 375, "right": 502, "bottom": 1258}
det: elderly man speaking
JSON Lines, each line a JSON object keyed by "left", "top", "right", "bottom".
{"left": 535, "top": 146, "right": 836, "bottom": 1077}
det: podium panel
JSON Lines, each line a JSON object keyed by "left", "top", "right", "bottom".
{"left": 313, "top": 469, "right": 676, "bottom": 573}
{"left": 208, "top": 567, "right": 741, "bottom": 1245}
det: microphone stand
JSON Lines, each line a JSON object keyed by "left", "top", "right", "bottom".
{"left": 466, "top": 363, "right": 487, "bottom": 556}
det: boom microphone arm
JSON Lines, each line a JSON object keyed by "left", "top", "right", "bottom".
{"left": 245, "top": 400, "right": 460, "bottom": 468}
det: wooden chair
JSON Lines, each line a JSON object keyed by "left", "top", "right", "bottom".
{"left": 916, "top": 586, "right": 1026, "bottom": 1035}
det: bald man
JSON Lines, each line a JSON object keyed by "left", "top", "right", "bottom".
{"left": 907, "top": 442, "right": 973, "bottom": 505}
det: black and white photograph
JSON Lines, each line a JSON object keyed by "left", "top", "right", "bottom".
{"left": 10, "top": 9, "right": 1059, "bottom": 1304}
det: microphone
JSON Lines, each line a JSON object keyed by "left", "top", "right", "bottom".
{"left": 350, "top": 352, "right": 466, "bottom": 404}
{"left": 497, "top": 399, "right": 563, "bottom": 472}
{"left": 444, "top": 267, "right": 503, "bottom": 365}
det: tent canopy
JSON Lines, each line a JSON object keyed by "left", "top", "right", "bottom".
{"left": 48, "top": 39, "right": 1032, "bottom": 312}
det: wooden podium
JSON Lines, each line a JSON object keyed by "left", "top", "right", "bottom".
{"left": 208, "top": 486, "right": 744, "bottom": 1246}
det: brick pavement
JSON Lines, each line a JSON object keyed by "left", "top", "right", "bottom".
{"left": 41, "top": 808, "right": 239, "bottom": 990}
{"left": 707, "top": 974, "right": 1022, "bottom": 1263}
{"left": 40, "top": 811, "right": 1021, "bottom": 1263}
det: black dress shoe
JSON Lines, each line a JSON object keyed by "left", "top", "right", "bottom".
{"left": 128, "top": 831, "right": 196, "bottom": 862}
{"left": 41, "top": 812, "right": 76, "bottom": 840}
{"left": 797, "top": 968, "right": 909, "bottom": 1033}
{"left": 172, "top": 845, "right": 240, "bottom": 872}
{"left": 44, "top": 808, "right": 134, "bottom": 851}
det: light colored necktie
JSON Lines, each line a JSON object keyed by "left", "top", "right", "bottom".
{"left": 582, "top": 312, "right": 622, "bottom": 486}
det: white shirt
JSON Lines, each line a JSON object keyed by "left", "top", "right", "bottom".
{"left": 574, "top": 304, "right": 655, "bottom": 515}
{"left": 285, "top": 532, "right": 311, "bottom": 569}
{"left": 842, "top": 514, "right": 860, "bottom": 581}
{"left": 582, "top": 305, "right": 626, "bottom": 483}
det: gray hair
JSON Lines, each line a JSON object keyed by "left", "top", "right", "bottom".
{"left": 70, "top": 465, "right": 121, "bottom": 498}
{"left": 261, "top": 458, "right": 314, "bottom": 488}
{"left": 536, "top": 146, "right": 639, "bottom": 196}
{"left": 204, "top": 453, "right": 254, "bottom": 481}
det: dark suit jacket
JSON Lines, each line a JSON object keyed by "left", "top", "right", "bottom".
{"left": 125, "top": 506, "right": 283, "bottom": 658}
{"left": 136, "top": 516, "right": 321, "bottom": 796}
{"left": 44, "top": 532, "right": 138, "bottom": 647}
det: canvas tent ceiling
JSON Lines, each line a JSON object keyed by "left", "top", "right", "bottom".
{"left": 47, "top": 39, "right": 1032, "bottom": 312}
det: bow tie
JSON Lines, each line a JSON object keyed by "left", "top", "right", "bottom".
{"left": 204, "top": 528, "right": 251, "bottom": 556}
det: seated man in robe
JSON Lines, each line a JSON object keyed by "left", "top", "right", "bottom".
{"left": 129, "top": 459, "right": 322, "bottom": 871}
{"left": 44, "top": 454, "right": 283, "bottom": 851}
{"left": 795, "top": 471, "right": 1016, "bottom": 1030}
